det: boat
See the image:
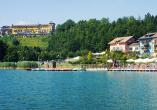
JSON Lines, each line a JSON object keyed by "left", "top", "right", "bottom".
{"left": 31, "top": 68, "right": 86, "bottom": 71}
{"left": 31, "top": 68, "right": 45, "bottom": 71}
{"left": 72, "top": 68, "right": 86, "bottom": 71}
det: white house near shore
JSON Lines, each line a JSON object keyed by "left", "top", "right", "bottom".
{"left": 108, "top": 36, "right": 141, "bottom": 54}
{"left": 108, "top": 36, "right": 136, "bottom": 53}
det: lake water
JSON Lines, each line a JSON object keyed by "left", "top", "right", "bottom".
{"left": 0, "top": 70, "right": 157, "bottom": 110}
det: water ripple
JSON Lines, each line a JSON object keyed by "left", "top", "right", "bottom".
{"left": 0, "top": 70, "right": 157, "bottom": 110}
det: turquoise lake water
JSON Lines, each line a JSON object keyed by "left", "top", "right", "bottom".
{"left": 0, "top": 70, "right": 157, "bottom": 110}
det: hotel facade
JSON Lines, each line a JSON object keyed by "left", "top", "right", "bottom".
{"left": 138, "top": 33, "right": 157, "bottom": 56}
{"left": 1, "top": 22, "right": 55, "bottom": 36}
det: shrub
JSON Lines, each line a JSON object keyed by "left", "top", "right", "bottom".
{"left": 0, "top": 62, "right": 16, "bottom": 67}
{"left": 17, "top": 61, "right": 38, "bottom": 68}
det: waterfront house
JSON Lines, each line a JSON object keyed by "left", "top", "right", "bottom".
{"left": 129, "top": 42, "right": 140, "bottom": 52}
{"left": 139, "top": 33, "right": 157, "bottom": 56}
{"left": 108, "top": 36, "right": 135, "bottom": 53}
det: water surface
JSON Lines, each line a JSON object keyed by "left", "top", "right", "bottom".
{"left": 0, "top": 70, "right": 157, "bottom": 110}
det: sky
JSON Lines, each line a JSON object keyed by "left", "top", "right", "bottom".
{"left": 0, "top": 0, "right": 157, "bottom": 26}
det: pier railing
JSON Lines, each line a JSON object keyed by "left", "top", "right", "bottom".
{"left": 108, "top": 63, "right": 157, "bottom": 72}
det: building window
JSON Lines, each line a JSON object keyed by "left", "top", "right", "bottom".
{"left": 135, "top": 47, "right": 138, "bottom": 50}
{"left": 116, "top": 47, "right": 120, "bottom": 51}
{"left": 113, "top": 47, "right": 115, "bottom": 51}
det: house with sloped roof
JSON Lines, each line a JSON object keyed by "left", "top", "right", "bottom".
{"left": 139, "top": 33, "right": 157, "bottom": 56}
{"left": 129, "top": 42, "right": 140, "bottom": 52}
{"left": 108, "top": 36, "right": 136, "bottom": 53}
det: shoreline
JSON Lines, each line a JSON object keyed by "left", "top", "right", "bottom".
{"left": 107, "top": 68, "right": 157, "bottom": 72}
{"left": 0, "top": 67, "right": 32, "bottom": 70}
{"left": 1, "top": 67, "right": 157, "bottom": 72}
{"left": 86, "top": 68, "right": 107, "bottom": 71}
{"left": 0, "top": 67, "right": 107, "bottom": 71}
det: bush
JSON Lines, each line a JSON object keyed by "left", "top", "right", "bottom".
{"left": 12, "top": 38, "right": 19, "bottom": 46}
{"left": 17, "top": 61, "right": 38, "bottom": 68}
{"left": 0, "top": 62, "right": 16, "bottom": 67}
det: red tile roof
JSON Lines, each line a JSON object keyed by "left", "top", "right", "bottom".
{"left": 139, "top": 32, "right": 157, "bottom": 39}
{"left": 108, "top": 36, "right": 133, "bottom": 45}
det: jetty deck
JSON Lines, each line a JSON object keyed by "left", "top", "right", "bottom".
{"left": 108, "top": 68, "right": 157, "bottom": 72}
{"left": 31, "top": 68, "right": 86, "bottom": 71}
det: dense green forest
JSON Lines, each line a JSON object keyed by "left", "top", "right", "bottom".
{"left": 48, "top": 13, "right": 157, "bottom": 56}
{"left": 0, "top": 13, "right": 157, "bottom": 62}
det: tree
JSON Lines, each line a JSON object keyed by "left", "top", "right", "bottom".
{"left": 12, "top": 38, "right": 19, "bottom": 46}
{"left": 0, "top": 40, "right": 7, "bottom": 61}
{"left": 4, "top": 46, "right": 18, "bottom": 62}
{"left": 101, "top": 51, "right": 110, "bottom": 64}
{"left": 49, "top": 14, "right": 157, "bottom": 58}
{"left": 87, "top": 51, "right": 93, "bottom": 63}
{"left": 1, "top": 13, "right": 157, "bottom": 62}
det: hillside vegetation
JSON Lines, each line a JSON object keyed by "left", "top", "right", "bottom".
{"left": 0, "top": 13, "right": 157, "bottom": 62}
{"left": 17, "top": 36, "right": 49, "bottom": 48}
{"left": 49, "top": 13, "right": 157, "bottom": 55}
{"left": 0, "top": 36, "right": 49, "bottom": 49}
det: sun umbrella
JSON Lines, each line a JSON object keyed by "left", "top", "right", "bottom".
{"left": 143, "top": 58, "right": 154, "bottom": 63}
{"left": 135, "top": 58, "right": 154, "bottom": 63}
{"left": 126, "top": 59, "right": 135, "bottom": 63}
{"left": 134, "top": 58, "right": 144, "bottom": 63}
{"left": 107, "top": 59, "right": 113, "bottom": 63}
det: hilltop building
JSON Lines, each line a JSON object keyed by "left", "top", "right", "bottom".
{"left": 1, "top": 26, "right": 12, "bottom": 35}
{"left": 1, "top": 22, "right": 55, "bottom": 36}
{"left": 108, "top": 36, "right": 136, "bottom": 53}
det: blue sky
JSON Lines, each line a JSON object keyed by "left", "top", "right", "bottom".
{"left": 0, "top": 0, "right": 157, "bottom": 26}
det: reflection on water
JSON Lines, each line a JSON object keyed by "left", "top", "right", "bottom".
{"left": 0, "top": 70, "right": 157, "bottom": 110}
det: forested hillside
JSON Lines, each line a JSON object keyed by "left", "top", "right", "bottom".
{"left": 49, "top": 13, "right": 157, "bottom": 54}
{"left": 0, "top": 13, "right": 157, "bottom": 62}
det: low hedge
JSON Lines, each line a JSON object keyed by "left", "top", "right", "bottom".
{"left": 16, "top": 61, "right": 38, "bottom": 68}
{"left": 0, "top": 62, "right": 16, "bottom": 67}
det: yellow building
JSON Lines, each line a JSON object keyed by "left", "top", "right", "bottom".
{"left": 11, "top": 22, "right": 55, "bottom": 36}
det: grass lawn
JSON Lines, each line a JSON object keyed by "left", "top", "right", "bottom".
{"left": 17, "top": 36, "right": 49, "bottom": 48}
{"left": 0, "top": 36, "right": 14, "bottom": 46}
{"left": 0, "top": 36, "right": 49, "bottom": 49}
{"left": 57, "top": 62, "right": 81, "bottom": 68}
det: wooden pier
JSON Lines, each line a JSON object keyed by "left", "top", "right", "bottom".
{"left": 108, "top": 68, "right": 157, "bottom": 72}
{"left": 31, "top": 68, "right": 86, "bottom": 71}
